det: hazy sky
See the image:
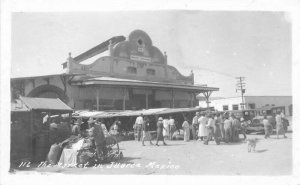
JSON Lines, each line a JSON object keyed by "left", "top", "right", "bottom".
{"left": 11, "top": 11, "right": 292, "bottom": 97}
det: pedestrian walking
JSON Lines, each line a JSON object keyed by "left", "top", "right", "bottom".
{"left": 276, "top": 112, "right": 287, "bottom": 139}
{"left": 134, "top": 113, "right": 144, "bottom": 141}
{"left": 263, "top": 115, "right": 272, "bottom": 139}
{"left": 198, "top": 112, "right": 208, "bottom": 141}
{"left": 168, "top": 116, "right": 176, "bottom": 140}
{"left": 155, "top": 117, "right": 167, "bottom": 146}
{"left": 182, "top": 117, "right": 190, "bottom": 142}
{"left": 142, "top": 116, "right": 154, "bottom": 146}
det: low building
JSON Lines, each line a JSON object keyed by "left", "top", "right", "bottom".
{"left": 11, "top": 29, "right": 219, "bottom": 111}
{"left": 198, "top": 95, "right": 293, "bottom": 116}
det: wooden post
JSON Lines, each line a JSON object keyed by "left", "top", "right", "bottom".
{"left": 191, "top": 93, "right": 194, "bottom": 107}
{"left": 30, "top": 111, "right": 33, "bottom": 161}
{"left": 122, "top": 88, "right": 126, "bottom": 111}
{"left": 171, "top": 90, "right": 175, "bottom": 108}
{"left": 145, "top": 92, "right": 149, "bottom": 109}
{"left": 203, "top": 91, "right": 213, "bottom": 109}
{"left": 96, "top": 87, "right": 99, "bottom": 111}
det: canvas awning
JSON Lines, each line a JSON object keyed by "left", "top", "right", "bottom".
{"left": 15, "top": 97, "right": 73, "bottom": 112}
{"left": 73, "top": 107, "right": 204, "bottom": 119}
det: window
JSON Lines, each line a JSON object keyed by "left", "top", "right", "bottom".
{"left": 147, "top": 69, "right": 155, "bottom": 76}
{"left": 232, "top": 104, "right": 239, "bottom": 110}
{"left": 127, "top": 66, "right": 137, "bottom": 74}
{"left": 223, "top": 105, "right": 228, "bottom": 111}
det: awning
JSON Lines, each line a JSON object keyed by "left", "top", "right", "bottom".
{"left": 71, "top": 77, "right": 219, "bottom": 92}
{"left": 16, "top": 97, "right": 73, "bottom": 112}
{"left": 73, "top": 107, "right": 204, "bottom": 119}
{"left": 11, "top": 100, "right": 30, "bottom": 112}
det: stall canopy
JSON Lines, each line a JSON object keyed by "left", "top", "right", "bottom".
{"left": 73, "top": 107, "right": 204, "bottom": 119}
{"left": 12, "top": 97, "right": 73, "bottom": 112}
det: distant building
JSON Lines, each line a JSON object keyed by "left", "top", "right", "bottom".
{"left": 11, "top": 29, "right": 219, "bottom": 111}
{"left": 198, "top": 95, "right": 293, "bottom": 116}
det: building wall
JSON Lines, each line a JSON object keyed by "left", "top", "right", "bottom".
{"left": 11, "top": 30, "right": 204, "bottom": 111}
{"left": 199, "top": 97, "right": 242, "bottom": 111}
{"left": 65, "top": 30, "right": 194, "bottom": 85}
{"left": 199, "top": 96, "right": 293, "bottom": 116}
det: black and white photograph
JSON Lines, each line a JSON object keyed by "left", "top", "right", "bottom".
{"left": 1, "top": 0, "right": 300, "bottom": 185}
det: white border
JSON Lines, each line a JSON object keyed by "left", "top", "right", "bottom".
{"left": 1, "top": 0, "right": 300, "bottom": 185}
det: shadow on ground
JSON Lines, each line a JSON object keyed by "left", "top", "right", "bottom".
{"left": 255, "top": 149, "right": 268, "bottom": 153}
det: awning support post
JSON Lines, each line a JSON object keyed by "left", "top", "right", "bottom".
{"left": 202, "top": 91, "right": 213, "bottom": 109}
{"left": 171, "top": 89, "right": 175, "bottom": 108}
{"left": 145, "top": 92, "right": 149, "bottom": 109}
{"left": 96, "top": 87, "right": 99, "bottom": 111}
{"left": 122, "top": 88, "right": 126, "bottom": 111}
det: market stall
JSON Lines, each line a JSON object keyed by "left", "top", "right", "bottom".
{"left": 11, "top": 97, "right": 73, "bottom": 163}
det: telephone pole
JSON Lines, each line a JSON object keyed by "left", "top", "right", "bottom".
{"left": 236, "top": 77, "right": 246, "bottom": 110}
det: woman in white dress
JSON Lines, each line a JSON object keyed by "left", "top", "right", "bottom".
{"left": 198, "top": 113, "right": 209, "bottom": 141}
{"left": 182, "top": 117, "right": 190, "bottom": 142}
{"left": 163, "top": 118, "right": 170, "bottom": 139}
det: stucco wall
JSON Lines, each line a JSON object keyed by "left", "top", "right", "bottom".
{"left": 199, "top": 96, "right": 292, "bottom": 115}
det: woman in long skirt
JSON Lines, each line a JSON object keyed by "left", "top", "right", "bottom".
{"left": 163, "top": 118, "right": 169, "bottom": 139}
{"left": 214, "top": 113, "right": 222, "bottom": 141}
{"left": 155, "top": 117, "right": 167, "bottom": 146}
{"left": 198, "top": 113, "right": 208, "bottom": 141}
{"left": 182, "top": 117, "right": 190, "bottom": 142}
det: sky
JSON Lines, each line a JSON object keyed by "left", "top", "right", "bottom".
{"left": 11, "top": 11, "right": 292, "bottom": 97}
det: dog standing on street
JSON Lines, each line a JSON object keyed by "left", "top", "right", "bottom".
{"left": 246, "top": 138, "right": 258, "bottom": 152}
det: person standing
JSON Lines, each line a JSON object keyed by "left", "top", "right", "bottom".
{"left": 155, "top": 117, "right": 167, "bottom": 146}
{"left": 88, "top": 118, "right": 106, "bottom": 158}
{"left": 223, "top": 115, "right": 232, "bottom": 143}
{"left": 204, "top": 114, "right": 220, "bottom": 145}
{"left": 134, "top": 113, "right": 144, "bottom": 141}
{"left": 263, "top": 115, "right": 272, "bottom": 139}
{"left": 214, "top": 113, "right": 222, "bottom": 142}
{"left": 191, "top": 112, "right": 199, "bottom": 140}
{"left": 182, "top": 117, "right": 190, "bottom": 142}
{"left": 163, "top": 117, "right": 170, "bottom": 140}
{"left": 168, "top": 116, "right": 176, "bottom": 140}
{"left": 276, "top": 112, "right": 287, "bottom": 139}
{"left": 198, "top": 113, "right": 208, "bottom": 141}
{"left": 71, "top": 118, "right": 82, "bottom": 136}
{"left": 142, "top": 116, "right": 154, "bottom": 146}
{"left": 240, "top": 116, "right": 247, "bottom": 140}
{"left": 231, "top": 115, "right": 241, "bottom": 142}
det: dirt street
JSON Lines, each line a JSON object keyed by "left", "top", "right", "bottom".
{"left": 15, "top": 131, "right": 292, "bottom": 175}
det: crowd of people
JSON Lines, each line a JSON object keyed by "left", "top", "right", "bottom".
{"left": 132, "top": 110, "right": 289, "bottom": 146}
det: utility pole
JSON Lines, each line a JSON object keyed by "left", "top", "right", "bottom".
{"left": 236, "top": 77, "right": 246, "bottom": 110}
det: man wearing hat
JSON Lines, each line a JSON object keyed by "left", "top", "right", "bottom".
{"left": 192, "top": 112, "right": 200, "bottom": 140}
{"left": 88, "top": 118, "right": 106, "bottom": 158}
{"left": 134, "top": 113, "right": 144, "bottom": 141}
{"left": 155, "top": 117, "right": 167, "bottom": 146}
{"left": 71, "top": 118, "right": 82, "bottom": 136}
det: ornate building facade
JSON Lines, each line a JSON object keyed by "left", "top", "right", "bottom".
{"left": 11, "top": 30, "right": 219, "bottom": 110}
